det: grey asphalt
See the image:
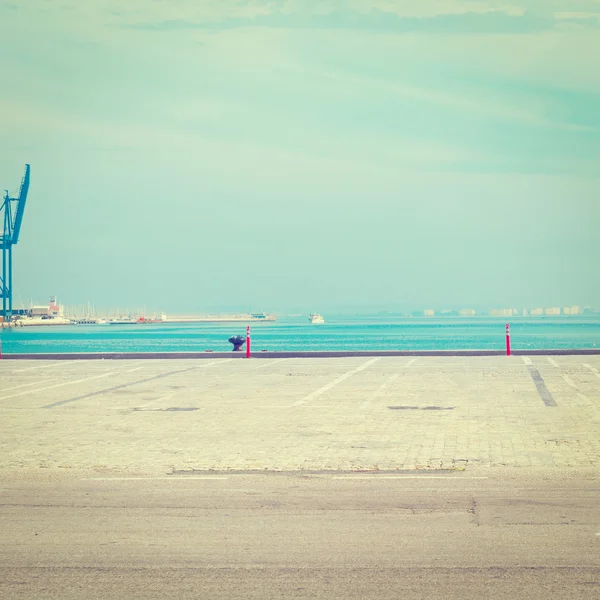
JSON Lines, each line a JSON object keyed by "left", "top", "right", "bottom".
{"left": 1, "top": 470, "right": 599, "bottom": 599}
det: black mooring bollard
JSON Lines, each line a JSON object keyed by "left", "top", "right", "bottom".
{"left": 228, "top": 335, "right": 246, "bottom": 352}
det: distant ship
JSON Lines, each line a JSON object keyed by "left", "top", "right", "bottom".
{"left": 108, "top": 318, "right": 138, "bottom": 325}
{"left": 250, "top": 312, "right": 276, "bottom": 321}
{"left": 309, "top": 313, "right": 325, "bottom": 324}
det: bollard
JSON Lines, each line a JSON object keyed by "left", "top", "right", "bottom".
{"left": 246, "top": 325, "right": 251, "bottom": 358}
{"left": 505, "top": 323, "right": 511, "bottom": 356}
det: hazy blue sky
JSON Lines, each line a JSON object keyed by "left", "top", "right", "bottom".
{"left": 1, "top": 1, "right": 599, "bottom": 314}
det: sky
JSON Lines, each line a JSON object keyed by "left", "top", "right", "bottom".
{"left": 1, "top": 0, "right": 599, "bottom": 314}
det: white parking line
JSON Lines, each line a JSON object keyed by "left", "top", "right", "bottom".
{"left": 583, "top": 364, "right": 600, "bottom": 379}
{"left": 83, "top": 477, "right": 230, "bottom": 481}
{"left": 202, "top": 359, "right": 234, "bottom": 368}
{"left": 0, "top": 371, "right": 120, "bottom": 401}
{"left": 560, "top": 374, "right": 590, "bottom": 401}
{"left": 136, "top": 391, "right": 178, "bottom": 409}
{"left": 293, "top": 358, "right": 381, "bottom": 407}
{"left": 126, "top": 367, "right": 145, "bottom": 373}
{"left": 522, "top": 357, "right": 532, "bottom": 365}
{"left": 254, "top": 359, "right": 287, "bottom": 370}
{"left": 360, "top": 374, "right": 399, "bottom": 410}
{"left": 547, "top": 357, "right": 559, "bottom": 367}
{"left": 332, "top": 476, "right": 488, "bottom": 480}
{"left": 0, "top": 378, "right": 57, "bottom": 393}
{"left": 9, "top": 361, "right": 80, "bottom": 373}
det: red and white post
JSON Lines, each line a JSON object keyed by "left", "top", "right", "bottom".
{"left": 246, "top": 325, "right": 251, "bottom": 358}
{"left": 505, "top": 323, "right": 511, "bottom": 356}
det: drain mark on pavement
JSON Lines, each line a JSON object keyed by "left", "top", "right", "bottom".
{"left": 42, "top": 360, "right": 232, "bottom": 409}
{"left": 526, "top": 365, "right": 557, "bottom": 407}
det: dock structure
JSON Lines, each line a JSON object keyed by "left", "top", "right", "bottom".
{"left": 1, "top": 355, "right": 600, "bottom": 598}
{"left": 0, "top": 164, "right": 31, "bottom": 321}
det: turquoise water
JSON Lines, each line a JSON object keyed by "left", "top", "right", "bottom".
{"left": 1, "top": 316, "right": 599, "bottom": 353}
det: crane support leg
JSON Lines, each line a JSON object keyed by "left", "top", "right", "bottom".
{"left": 1, "top": 244, "right": 6, "bottom": 319}
{"left": 7, "top": 244, "right": 12, "bottom": 318}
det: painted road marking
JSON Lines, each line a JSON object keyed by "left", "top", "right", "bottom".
{"left": 9, "top": 361, "right": 80, "bottom": 373}
{"left": 42, "top": 360, "right": 234, "bottom": 409}
{"left": 547, "top": 357, "right": 559, "bottom": 367}
{"left": 83, "top": 475, "right": 485, "bottom": 481}
{"left": 360, "top": 374, "right": 399, "bottom": 410}
{"left": 562, "top": 374, "right": 578, "bottom": 389}
{"left": 0, "top": 371, "right": 120, "bottom": 402}
{"left": 525, "top": 365, "right": 557, "bottom": 407}
{"left": 583, "top": 364, "right": 600, "bottom": 379}
{"left": 293, "top": 358, "right": 381, "bottom": 406}
{"left": 136, "top": 391, "right": 178, "bottom": 409}
{"left": 202, "top": 359, "right": 234, "bottom": 368}
{"left": 126, "top": 367, "right": 145, "bottom": 373}
{"left": 0, "top": 378, "right": 58, "bottom": 393}
{"left": 560, "top": 374, "right": 590, "bottom": 401}
{"left": 253, "top": 359, "right": 287, "bottom": 370}
{"left": 522, "top": 357, "right": 533, "bottom": 365}
{"left": 332, "top": 476, "right": 488, "bottom": 480}
{"left": 83, "top": 477, "right": 230, "bottom": 481}
{"left": 405, "top": 358, "right": 417, "bottom": 367}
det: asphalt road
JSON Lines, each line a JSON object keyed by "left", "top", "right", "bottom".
{"left": 1, "top": 469, "right": 599, "bottom": 599}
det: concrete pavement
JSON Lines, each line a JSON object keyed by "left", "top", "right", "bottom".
{"left": 1, "top": 356, "right": 599, "bottom": 472}
{"left": 1, "top": 356, "right": 599, "bottom": 598}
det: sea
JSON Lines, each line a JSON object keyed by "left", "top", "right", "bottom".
{"left": 1, "top": 316, "right": 599, "bottom": 354}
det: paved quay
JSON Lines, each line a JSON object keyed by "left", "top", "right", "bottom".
{"left": 1, "top": 356, "right": 600, "bottom": 599}
{"left": 1, "top": 355, "right": 599, "bottom": 473}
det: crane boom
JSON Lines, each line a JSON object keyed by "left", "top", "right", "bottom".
{"left": 10, "top": 164, "right": 30, "bottom": 245}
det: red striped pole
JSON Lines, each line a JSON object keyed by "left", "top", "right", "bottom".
{"left": 246, "top": 325, "right": 251, "bottom": 358}
{"left": 505, "top": 323, "right": 511, "bottom": 356}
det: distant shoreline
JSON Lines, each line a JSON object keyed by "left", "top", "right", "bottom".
{"left": 3, "top": 349, "right": 600, "bottom": 360}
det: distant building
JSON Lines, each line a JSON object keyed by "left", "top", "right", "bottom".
{"left": 488, "top": 308, "right": 516, "bottom": 317}
{"left": 459, "top": 309, "right": 476, "bottom": 317}
{"left": 48, "top": 296, "right": 64, "bottom": 318}
{"left": 531, "top": 308, "right": 543, "bottom": 316}
{"left": 564, "top": 306, "right": 580, "bottom": 315}
{"left": 30, "top": 305, "right": 50, "bottom": 317}
{"left": 424, "top": 309, "right": 435, "bottom": 317}
{"left": 29, "top": 296, "right": 64, "bottom": 319}
{"left": 545, "top": 307, "right": 561, "bottom": 316}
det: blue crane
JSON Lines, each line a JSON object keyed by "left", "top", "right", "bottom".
{"left": 1, "top": 164, "right": 31, "bottom": 321}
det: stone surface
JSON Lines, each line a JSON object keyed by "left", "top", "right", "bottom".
{"left": 1, "top": 355, "right": 599, "bottom": 474}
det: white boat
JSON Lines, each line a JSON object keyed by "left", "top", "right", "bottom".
{"left": 309, "top": 313, "right": 325, "bottom": 324}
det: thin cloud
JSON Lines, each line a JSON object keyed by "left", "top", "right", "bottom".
{"left": 122, "top": 7, "right": 598, "bottom": 33}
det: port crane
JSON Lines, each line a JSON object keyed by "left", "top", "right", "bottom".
{"left": 1, "top": 165, "right": 31, "bottom": 321}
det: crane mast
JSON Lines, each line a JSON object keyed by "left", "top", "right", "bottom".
{"left": 1, "top": 164, "right": 31, "bottom": 321}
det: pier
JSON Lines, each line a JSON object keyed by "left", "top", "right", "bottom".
{"left": 1, "top": 355, "right": 600, "bottom": 598}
